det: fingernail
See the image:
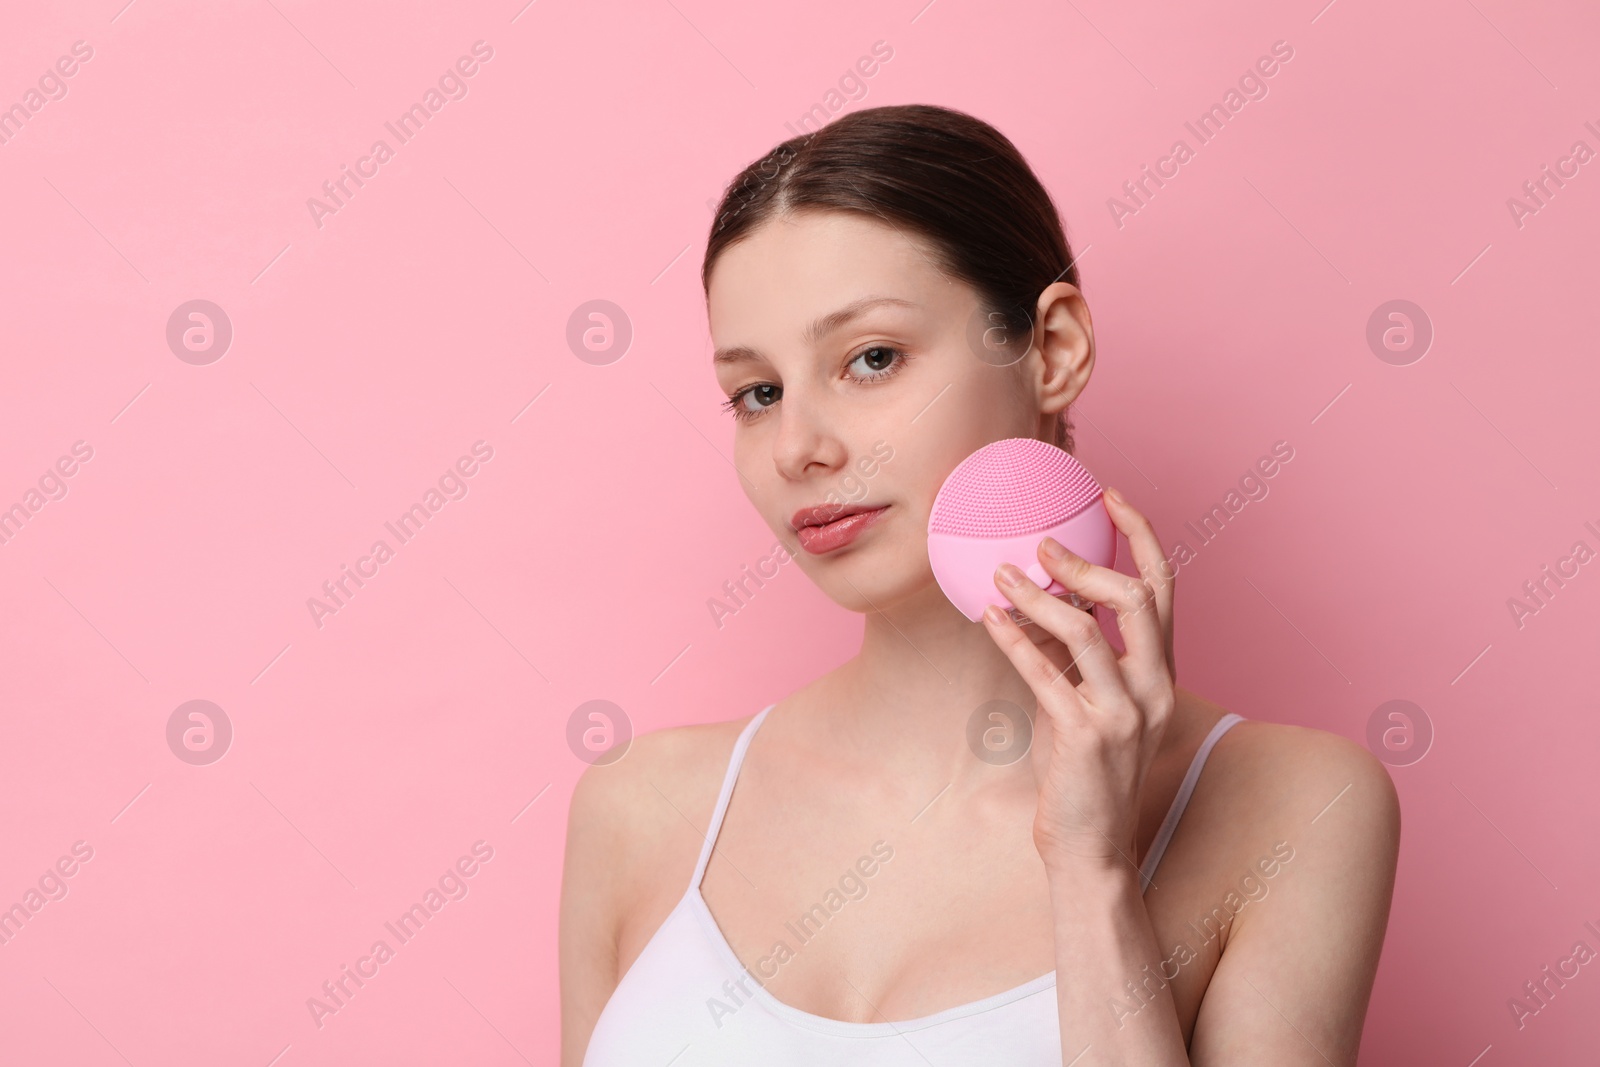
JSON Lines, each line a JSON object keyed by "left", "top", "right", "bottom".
{"left": 982, "top": 604, "right": 1006, "bottom": 625}
{"left": 1039, "top": 536, "right": 1068, "bottom": 559}
{"left": 995, "top": 562, "right": 1026, "bottom": 587}
{"left": 1104, "top": 486, "right": 1123, "bottom": 503}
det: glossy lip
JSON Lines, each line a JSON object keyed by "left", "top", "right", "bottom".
{"left": 789, "top": 502, "right": 885, "bottom": 531}
{"left": 793, "top": 505, "right": 889, "bottom": 555}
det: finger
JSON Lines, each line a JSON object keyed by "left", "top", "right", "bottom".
{"left": 978, "top": 602, "right": 1085, "bottom": 724}
{"left": 1033, "top": 536, "right": 1165, "bottom": 678}
{"left": 994, "top": 563, "right": 1123, "bottom": 700}
{"left": 1101, "top": 487, "right": 1177, "bottom": 678}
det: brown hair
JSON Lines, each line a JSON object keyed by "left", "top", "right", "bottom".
{"left": 701, "top": 103, "right": 1081, "bottom": 451}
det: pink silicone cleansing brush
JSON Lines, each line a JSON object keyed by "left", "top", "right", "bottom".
{"left": 927, "top": 437, "right": 1116, "bottom": 622}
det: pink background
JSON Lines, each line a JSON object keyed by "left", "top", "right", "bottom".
{"left": 3, "top": 0, "right": 1598, "bottom": 1063}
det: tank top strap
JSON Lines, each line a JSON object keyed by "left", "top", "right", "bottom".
{"left": 690, "top": 704, "right": 776, "bottom": 890}
{"left": 1138, "top": 712, "right": 1245, "bottom": 893}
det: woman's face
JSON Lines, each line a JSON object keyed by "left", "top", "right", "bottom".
{"left": 706, "top": 210, "right": 1047, "bottom": 614}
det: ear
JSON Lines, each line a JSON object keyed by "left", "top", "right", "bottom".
{"left": 1029, "top": 281, "right": 1094, "bottom": 419}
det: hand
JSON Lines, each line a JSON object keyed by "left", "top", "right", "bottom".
{"left": 980, "top": 486, "right": 1178, "bottom": 877}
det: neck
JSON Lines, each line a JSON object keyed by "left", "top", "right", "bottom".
{"left": 815, "top": 581, "right": 1054, "bottom": 791}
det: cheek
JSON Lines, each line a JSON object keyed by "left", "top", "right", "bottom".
{"left": 886, "top": 383, "right": 1021, "bottom": 512}
{"left": 928, "top": 366, "right": 1034, "bottom": 457}
{"left": 731, "top": 429, "right": 800, "bottom": 536}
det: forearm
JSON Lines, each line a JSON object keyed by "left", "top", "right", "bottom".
{"left": 1050, "top": 865, "right": 1189, "bottom": 1067}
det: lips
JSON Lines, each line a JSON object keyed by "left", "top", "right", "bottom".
{"left": 790, "top": 504, "right": 889, "bottom": 555}
{"left": 790, "top": 501, "right": 876, "bottom": 530}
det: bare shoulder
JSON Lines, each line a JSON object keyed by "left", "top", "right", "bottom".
{"left": 1169, "top": 687, "right": 1399, "bottom": 852}
{"left": 567, "top": 712, "right": 756, "bottom": 836}
{"left": 566, "top": 713, "right": 755, "bottom": 889}
{"left": 563, "top": 713, "right": 761, "bottom": 953}
{"left": 1213, "top": 716, "right": 1401, "bottom": 844}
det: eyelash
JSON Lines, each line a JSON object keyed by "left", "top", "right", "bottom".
{"left": 721, "top": 345, "right": 911, "bottom": 423}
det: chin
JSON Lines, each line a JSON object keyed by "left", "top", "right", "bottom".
{"left": 829, "top": 571, "right": 952, "bottom": 618}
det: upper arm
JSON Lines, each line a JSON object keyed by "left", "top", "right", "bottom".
{"left": 558, "top": 760, "right": 633, "bottom": 1067}
{"left": 1189, "top": 731, "right": 1401, "bottom": 1066}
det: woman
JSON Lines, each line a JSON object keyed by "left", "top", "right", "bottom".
{"left": 560, "top": 104, "right": 1399, "bottom": 1066}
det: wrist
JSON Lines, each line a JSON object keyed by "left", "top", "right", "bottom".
{"left": 1045, "top": 862, "right": 1150, "bottom": 955}
{"left": 1044, "top": 857, "right": 1143, "bottom": 900}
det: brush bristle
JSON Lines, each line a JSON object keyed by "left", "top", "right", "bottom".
{"left": 929, "top": 438, "right": 1102, "bottom": 538}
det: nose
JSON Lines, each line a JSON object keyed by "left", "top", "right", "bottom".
{"left": 771, "top": 392, "right": 847, "bottom": 482}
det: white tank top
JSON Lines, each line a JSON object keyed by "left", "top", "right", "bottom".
{"left": 582, "top": 706, "right": 1245, "bottom": 1066}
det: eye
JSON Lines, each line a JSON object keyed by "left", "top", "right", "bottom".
{"left": 722, "top": 344, "right": 908, "bottom": 423}
{"left": 846, "top": 344, "right": 905, "bottom": 379}
{"left": 723, "top": 382, "right": 781, "bottom": 421}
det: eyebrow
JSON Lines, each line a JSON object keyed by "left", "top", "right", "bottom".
{"left": 713, "top": 296, "right": 921, "bottom": 365}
